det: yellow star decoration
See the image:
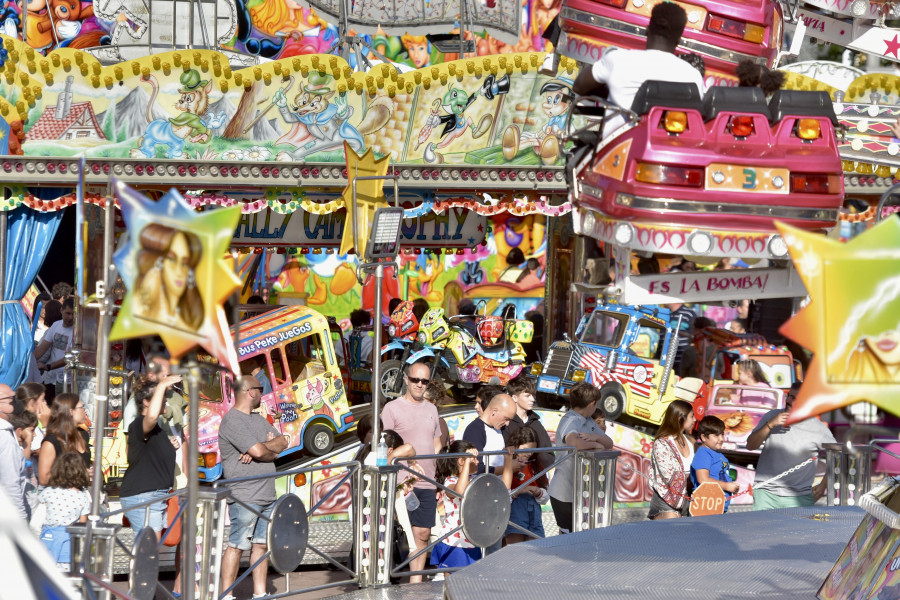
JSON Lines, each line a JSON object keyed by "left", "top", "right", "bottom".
{"left": 776, "top": 219, "right": 900, "bottom": 424}
{"left": 110, "top": 179, "right": 243, "bottom": 373}
{"left": 339, "top": 142, "right": 391, "bottom": 257}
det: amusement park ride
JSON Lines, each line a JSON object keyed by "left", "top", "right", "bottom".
{"left": 2, "top": 0, "right": 900, "bottom": 595}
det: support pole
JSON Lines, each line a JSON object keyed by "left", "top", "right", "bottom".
{"left": 370, "top": 264, "right": 384, "bottom": 456}
{"left": 182, "top": 362, "right": 201, "bottom": 600}
{"left": 0, "top": 208, "right": 6, "bottom": 347}
{"left": 90, "top": 183, "right": 116, "bottom": 515}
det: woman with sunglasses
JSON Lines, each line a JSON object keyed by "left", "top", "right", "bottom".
{"left": 37, "top": 394, "right": 91, "bottom": 487}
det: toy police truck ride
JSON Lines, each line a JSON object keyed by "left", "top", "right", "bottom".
{"left": 194, "top": 306, "right": 355, "bottom": 481}
{"left": 531, "top": 303, "right": 702, "bottom": 426}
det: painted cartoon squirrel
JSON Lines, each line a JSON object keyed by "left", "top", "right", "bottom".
{"left": 130, "top": 69, "right": 226, "bottom": 159}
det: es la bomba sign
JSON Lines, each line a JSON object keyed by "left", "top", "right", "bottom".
{"left": 233, "top": 206, "right": 487, "bottom": 248}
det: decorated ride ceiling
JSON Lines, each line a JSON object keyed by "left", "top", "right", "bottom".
{"left": 0, "top": 0, "right": 554, "bottom": 65}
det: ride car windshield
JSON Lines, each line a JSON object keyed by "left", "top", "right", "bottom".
{"left": 580, "top": 311, "right": 629, "bottom": 347}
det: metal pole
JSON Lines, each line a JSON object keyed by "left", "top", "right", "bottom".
{"left": 0, "top": 208, "right": 6, "bottom": 348}
{"left": 187, "top": 0, "right": 196, "bottom": 48}
{"left": 74, "top": 158, "right": 85, "bottom": 351}
{"left": 370, "top": 264, "right": 383, "bottom": 457}
{"left": 183, "top": 362, "right": 200, "bottom": 600}
{"left": 90, "top": 182, "right": 116, "bottom": 515}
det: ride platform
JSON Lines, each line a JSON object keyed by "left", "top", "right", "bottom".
{"left": 327, "top": 506, "right": 864, "bottom": 599}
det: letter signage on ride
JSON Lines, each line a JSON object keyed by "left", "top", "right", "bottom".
{"left": 622, "top": 267, "right": 807, "bottom": 304}
{"left": 232, "top": 205, "right": 487, "bottom": 248}
{"left": 689, "top": 482, "right": 727, "bottom": 517}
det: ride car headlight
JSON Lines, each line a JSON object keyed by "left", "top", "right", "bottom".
{"left": 633, "top": 365, "right": 648, "bottom": 384}
{"left": 687, "top": 230, "right": 714, "bottom": 255}
{"left": 582, "top": 209, "right": 596, "bottom": 234}
{"left": 768, "top": 234, "right": 788, "bottom": 258}
{"left": 530, "top": 363, "right": 544, "bottom": 376}
{"left": 614, "top": 222, "right": 634, "bottom": 245}
{"left": 572, "top": 369, "right": 587, "bottom": 382}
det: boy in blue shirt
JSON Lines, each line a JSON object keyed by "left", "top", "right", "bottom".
{"left": 691, "top": 416, "right": 740, "bottom": 512}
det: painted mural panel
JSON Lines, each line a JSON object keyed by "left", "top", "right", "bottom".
{"left": 0, "top": 45, "right": 574, "bottom": 168}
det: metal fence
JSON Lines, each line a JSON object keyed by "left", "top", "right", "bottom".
{"left": 66, "top": 436, "right": 888, "bottom": 596}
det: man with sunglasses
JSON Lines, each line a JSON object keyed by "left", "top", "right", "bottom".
{"left": 219, "top": 376, "right": 290, "bottom": 600}
{"left": 382, "top": 362, "right": 443, "bottom": 583}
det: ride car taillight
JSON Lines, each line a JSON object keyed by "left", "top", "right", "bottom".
{"left": 599, "top": 0, "right": 627, "bottom": 7}
{"left": 790, "top": 173, "right": 833, "bottom": 193}
{"left": 707, "top": 15, "right": 765, "bottom": 43}
{"left": 636, "top": 163, "right": 703, "bottom": 187}
{"left": 662, "top": 111, "right": 688, "bottom": 133}
{"left": 796, "top": 118, "right": 821, "bottom": 140}
{"left": 728, "top": 115, "right": 755, "bottom": 137}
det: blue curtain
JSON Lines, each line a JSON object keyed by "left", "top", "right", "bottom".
{"left": 0, "top": 207, "right": 63, "bottom": 387}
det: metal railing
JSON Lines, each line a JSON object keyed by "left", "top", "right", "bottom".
{"left": 385, "top": 445, "right": 619, "bottom": 581}
{"left": 68, "top": 433, "right": 783, "bottom": 597}
{"left": 210, "top": 460, "right": 363, "bottom": 599}
{"left": 823, "top": 443, "right": 874, "bottom": 507}
{"left": 70, "top": 489, "right": 188, "bottom": 600}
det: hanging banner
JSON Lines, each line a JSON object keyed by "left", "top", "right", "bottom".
{"left": 232, "top": 207, "right": 487, "bottom": 248}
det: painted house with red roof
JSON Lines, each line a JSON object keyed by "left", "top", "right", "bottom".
{"left": 27, "top": 75, "right": 106, "bottom": 142}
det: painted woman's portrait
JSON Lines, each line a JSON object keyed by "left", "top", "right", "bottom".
{"left": 134, "top": 223, "right": 204, "bottom": 332}
{"left": 846, "top": 328, "right": 900, "bottom": 383}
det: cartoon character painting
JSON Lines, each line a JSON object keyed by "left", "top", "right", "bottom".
{"left": 0, "top": 0, "right": 19, "bottom": 38}
{"left": 420, "top": 74, "right": 511, "bottom": 163}
{"left": 130, "top": 69, "right": 227, "bottom": 159}
{"left": 272, "top": 72, "right": 392, "bottom": 160}
{"left": 502, "top": 77, "right": 572, "bottom": 165}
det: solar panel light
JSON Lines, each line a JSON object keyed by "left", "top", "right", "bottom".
{"left": 365, "top": 207, "right": 404, "bottom": 260}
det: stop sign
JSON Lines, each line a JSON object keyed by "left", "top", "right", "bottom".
{"left": 689, "top": 481, "right": 727, "bottom": 517}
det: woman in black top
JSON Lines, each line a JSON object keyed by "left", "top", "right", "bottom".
{"left": 38, "top": 393, "right": 91, "bottom": 486}
{"left": 118, "top": 375, "right": 180, "bottom": 539}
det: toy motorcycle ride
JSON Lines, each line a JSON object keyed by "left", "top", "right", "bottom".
{"left": 379, "top": 302, "right": 535, "bottom": 399}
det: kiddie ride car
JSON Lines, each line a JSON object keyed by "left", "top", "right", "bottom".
{"left": 531, "top": 302, "right": 704, "bottom": 428}
{"left": 555, "top": 0, "right": 783, "bottom": 86}
{"left": 380, "top": 300, "right": 534, "bottom": 399}
{"left": 569, "top": 81, "right": 843, "bottom": 306}
{"left": 193, "top": 306, "right": 355, "bottom": 481}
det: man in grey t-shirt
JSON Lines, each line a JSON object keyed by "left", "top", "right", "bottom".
{"left": 746, "top": 382, "right": 836, "bottom": 510}
{"left": 218, "top": 376, "right": 289, "bottom": 599}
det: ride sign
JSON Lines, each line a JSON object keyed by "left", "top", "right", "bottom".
{"left": 689, "top": 481, "right": 727, "bottom": 517}
{"left": 233, "top": 206, "right": 487, "bottom": 248}
{"left": 622, "top": 267, "right": 807, "bottom": 304}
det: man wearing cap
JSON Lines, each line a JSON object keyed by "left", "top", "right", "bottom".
{"left": 0, "top": 385, "right": 30, "bottom": 519}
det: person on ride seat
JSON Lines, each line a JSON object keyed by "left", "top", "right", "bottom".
{"left": 455, "top": 298, "right": 479, "bottom": 338}
{"left": 572, "top": 2, "right": 705, "bottom": 136}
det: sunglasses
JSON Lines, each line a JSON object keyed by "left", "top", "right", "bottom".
{"left": 406, "top": 377, "right": 429, "bottom": 385}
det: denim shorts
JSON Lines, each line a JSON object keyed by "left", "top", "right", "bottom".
{"left": 120, "top": 489, "right": 169, "bottom": 533}
{"left": 228, "top": 500, "right": 276, "bottom": 551}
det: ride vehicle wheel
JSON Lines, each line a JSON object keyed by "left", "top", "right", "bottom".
{"left": 600, "top": 384, "right": 626, "bottom": 421}
{"left": 304, "top": 423, "right": 334, "bottom": 456}
{"left": 380, "top": 360, "right": 405, "bottom": 399}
